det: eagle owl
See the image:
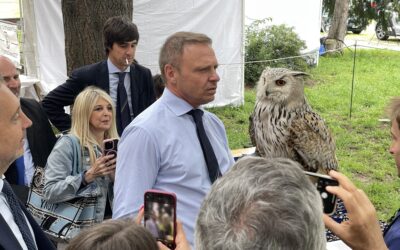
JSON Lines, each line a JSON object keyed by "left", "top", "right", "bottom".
{"left": 249, "top": 67, "right": 338, "bottom": 173}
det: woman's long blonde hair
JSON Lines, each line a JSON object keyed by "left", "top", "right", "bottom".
{"left": 70, "top": 86, "right": 118, "bottom": 164}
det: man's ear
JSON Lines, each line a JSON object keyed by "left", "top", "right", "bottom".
{"left": 108, "top": 42, "right": 116, "bottom": 52}
{"left": 164, "top": 64, "right": 176, "bottom": 85}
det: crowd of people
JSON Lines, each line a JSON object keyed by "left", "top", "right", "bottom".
{"left": 0, "top": 14, "right": 399, "bottom": 250}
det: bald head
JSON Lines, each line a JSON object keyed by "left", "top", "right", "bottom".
{"left": 0, "top": 55, "right": 21, "bottom": 96}
{"left": 0, "top": 83, "right": 32, "bottom": 174}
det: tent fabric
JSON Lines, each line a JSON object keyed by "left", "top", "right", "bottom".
{"left": 22, "top": 0, "right": 66, "bottom": 93}
{"left": 21, "top": 0, "right": 244, "bottom": 107}
{"left": 245, "top": 0, "right": 322, "bottom": 64}
{"left": 133, "top": 0, "right": 244, "bottom": 107}
{"left": 0, "top": 20, "right": 20, "bottom": 68}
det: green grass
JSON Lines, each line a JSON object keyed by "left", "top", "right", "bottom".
{"left": 208, "top": 49, "right": 400, "bottom": 221}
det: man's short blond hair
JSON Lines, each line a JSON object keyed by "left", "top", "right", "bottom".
{"left": 158, "top": 31, "right": 212, "bottom": 82}
{"left": 386, "top": 97, "right": 400, "bottom": 129}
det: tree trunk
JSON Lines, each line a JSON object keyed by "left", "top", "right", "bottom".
{"left": 62, "top": 0, "right": 133, "bottom": 75}
{"left": 326, "top": 0, "right": 349, "bottom": 52}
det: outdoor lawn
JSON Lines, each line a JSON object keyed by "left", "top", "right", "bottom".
{"left": 209, "top": 48, "right": 400, "bottom": 221}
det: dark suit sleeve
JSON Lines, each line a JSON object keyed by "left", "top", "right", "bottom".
{"left": 132, "top": 64, "right": 155, "bottom": 117}
{"left": 0, "top": 203, "right": 56, "bottom": 250}
{"left": 4, "top": 162, "right": 18, "bottom": 185}
{"left": 142, "top": 66, "right": 156, "bottom": 108}
{"left": 41, "top": 68, "right": 90, "bottom": 132}
{"left": 21, "top": 98, "right": 57, "bottom": 167}
{"left": 0, "top": 213, "right": 23, "bottom": 250}
{"left": 22, "top": 202, "right": 56, "bottom": 249}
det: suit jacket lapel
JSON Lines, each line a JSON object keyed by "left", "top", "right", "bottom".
{"left": 0, "top": 213, "right": 24, "bottom": 250}
{"left": 20, "top": 99, "right": 34, "bottom": 161}
{"left": 20, "top": 200, "right": 55, "bottom": 249}
{"left": 129, "top": 64, "right": 139, "bottom": 116}
{"left": 20, "top": 98, "right": 57, "bottom": 169}
{"left": 98, "top": 60, "right": 110, "bottom": 93}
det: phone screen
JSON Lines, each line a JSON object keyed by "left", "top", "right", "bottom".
{"left": 144, "top": 191, "right": 176, "bottom": 249}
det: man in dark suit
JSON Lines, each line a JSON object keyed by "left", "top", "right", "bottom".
{"left": 0, "top": 56, "right": 57, "bottom": 203}
{"left": 42, "top": 16, "right": 155, "bottom": 135}
{"left": 0, "top": 79, "right": 55, "bottom": 250}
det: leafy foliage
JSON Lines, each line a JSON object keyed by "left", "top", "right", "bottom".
{"left": 323, "top": 0, "right": 400, "bottom": 30}
{"left": 245, "top": 19, "right": 308, "bottom": 87}
{"left": 323, "top": 0, "right": 376, "bottom": 20}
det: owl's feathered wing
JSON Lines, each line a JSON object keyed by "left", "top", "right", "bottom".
{"left": 249, "top": 112, "right": 256, "bottom": 147}
{"left": 288, "top": 107, "right": 338, "bottom": 173}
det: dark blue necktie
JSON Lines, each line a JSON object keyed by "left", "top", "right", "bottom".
{"left": 2, "top": 180, "right": 36, "bottom": 250}
{"left": 188, "top": 109, "right": 221, "bottom": 183}
{"left": 116, "top": 72, "right": 131, "bottom": 135}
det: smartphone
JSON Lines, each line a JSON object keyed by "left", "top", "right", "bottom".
{"left": 144, "top": 190, "right": 177, "bottom": 249}
{"left": 103, "top": 138, "right": 119, "bottom": 160}
{"left": 304, "top": 171, "right": 338, "bottom": 215}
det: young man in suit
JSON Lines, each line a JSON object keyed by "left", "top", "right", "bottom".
{"left": 42, "top": 15, "right": 155, "bottom": 135}
{"left": 0, "top": 56, "right": 57, "bottom": 203}
{"left": 0, "top": 79, "right": 55, "bottom": 250}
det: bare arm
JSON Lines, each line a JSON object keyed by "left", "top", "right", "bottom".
{"left": 323, "top": 170, "right": 388, "bottom": 250}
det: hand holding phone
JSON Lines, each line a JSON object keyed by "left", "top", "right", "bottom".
{"left": 304, "top": 171, "right": 339, "bottom": 215}
{"left": 103, "top": 138, "right": 119, "bottom": 160}
{"left": 144, "top": 190, "right": 177, "bottom": 249}
{"left": 322, "top": 170, "right": 387, "bottom": 250}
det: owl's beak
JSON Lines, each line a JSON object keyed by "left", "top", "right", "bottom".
{"left": 265, "top": 90, "right": 270, "bottom": 96}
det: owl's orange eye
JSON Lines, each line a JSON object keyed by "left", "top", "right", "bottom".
{"left": 275, "top": 79, "right": 286, "bottom": 86}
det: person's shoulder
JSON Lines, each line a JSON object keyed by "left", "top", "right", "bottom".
{"left": 20, "top": 97, "right": 45, "bottom": 116}
{"left": 72, "top": 60, "right": 106, "bottom": 74}
{"left": 132, "top": 62, "right": 151, "bottom": 74}
{"left": 203, "top": 110, "right": 228, "bottom": 135}
{"left": 133, "top": 101, "right": 163, "bottom": 124}
{"left": 20, "top": 97, "right": 40, "bottom": 107}
{"left": 54, "top": 134, "right": 76, "bottom": 146}
{"left": 204, "top": 110, "right": 223, "bottom": 123}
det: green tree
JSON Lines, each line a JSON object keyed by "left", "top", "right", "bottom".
{"left": 326, "top": 0, "right": 349, "bottom": 51}
{"left": 245, "top": 19, "right": 307, "bottom": 87}
{"left": 62, "top": 0, "right": 132, "bottom": 75}
{"left": 323, "top": 0, "right": 400, "bottom": 31}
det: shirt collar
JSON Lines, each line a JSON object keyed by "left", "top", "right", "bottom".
{"left": 107, "top": 58, "right": 131, "bottom": 74}
{"left": 161, "top": 88, "right": 203, "bottom": 117}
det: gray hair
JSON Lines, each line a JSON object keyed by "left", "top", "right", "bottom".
{"left": 195, "top": 157, "right": 326, "bottom": 250}
{"left": 158, "top": 31, "right": 212, "bottom": 81}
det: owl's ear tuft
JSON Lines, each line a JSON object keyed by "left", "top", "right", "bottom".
{"left": 291, "top": 71, "right": 312, "bottom": 86}
{"left": 291, "top": 71, "right": 309, "bottom": 77}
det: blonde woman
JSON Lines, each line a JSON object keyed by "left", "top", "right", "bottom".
{"left": 43, "top": 86, "right": 118, "bottom": 226}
